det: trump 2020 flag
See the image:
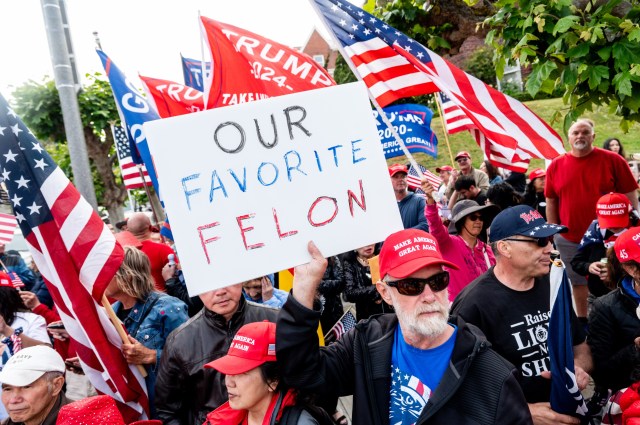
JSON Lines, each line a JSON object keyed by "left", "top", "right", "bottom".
{"left": 374, "top": 104, "right": 438, "bottom": 160}
{"left": 548, "top": 261, "right": 588, "bottom": 418}
{"left": 0, "top": 94, "right": 149, "bottom": 421}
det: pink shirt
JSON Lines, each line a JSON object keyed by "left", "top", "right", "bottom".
{"left": 425, "top": 203, "right": 495, "bottom": 301}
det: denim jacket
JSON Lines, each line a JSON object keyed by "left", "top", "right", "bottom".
{"left": 113, "top": 292, "right": 188, "bottom": 418}
{"left": 113, "top": 292, "right": 188, "bottom": 370}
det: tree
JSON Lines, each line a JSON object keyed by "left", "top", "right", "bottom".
{"left": 11, "top": 74, "right": 128, "bottom": 221}
{"left": 484, "top": 0, "right": 640, "bottom": 131}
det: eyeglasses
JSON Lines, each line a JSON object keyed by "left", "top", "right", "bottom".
{"left": 385, "top": 271, "right": 449, "bottom": 296}
{"left": 502, "top": 236, "right": 553, "bottom": 247}
{"left": 467, "top": 214, "right": 483, "bottom": 222}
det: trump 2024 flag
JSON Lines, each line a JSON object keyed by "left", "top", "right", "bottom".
{"left": 548, "top": 261, "right": 588, "bottom": 418}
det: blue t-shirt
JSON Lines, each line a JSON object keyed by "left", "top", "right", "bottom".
{"left": 389, "top": 324, "right": 457, "bottom": 424}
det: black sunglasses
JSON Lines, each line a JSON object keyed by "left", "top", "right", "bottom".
{"left": 386, "top": 271, "right": 449, "bottom": 296}
{"left": 502, "top": 236, "right": 553, "bottom": 247}
{"left": 467, "top": 214, "right": 483, "bottom": 222}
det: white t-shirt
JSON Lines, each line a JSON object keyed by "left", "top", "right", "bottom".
{"left": 0, "top": 312, "right": 50, "bottom": 420}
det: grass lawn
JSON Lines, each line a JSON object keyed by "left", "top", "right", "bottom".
{"left": 391, "top": 97, "right": 640, "bottom": 173}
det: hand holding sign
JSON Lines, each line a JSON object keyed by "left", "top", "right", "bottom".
{"left": 292, "top": 241, "right": 328, "bottom": 309}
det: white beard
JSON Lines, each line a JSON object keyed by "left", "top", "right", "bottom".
{"left": 394, "top": 298, "right": 449, "bottom": 339}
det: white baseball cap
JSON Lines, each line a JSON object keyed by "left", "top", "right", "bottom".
{"left": 0, "top": 346, "right": 65, "bottom": 386}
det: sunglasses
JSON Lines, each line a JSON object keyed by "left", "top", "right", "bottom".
{"left": 502, "top": 236, "right": 553, "bottom": 247}
{"left": 467, "top": 214, "right": 483, "bottom": 222}
{"left": 456, "top": 158, "right": 469, "bottom": 163}
{"left": 385, "top": 271, "right": 449, "bottom": 296}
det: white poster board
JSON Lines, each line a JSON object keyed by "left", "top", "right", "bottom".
{"left": 144, "top": 82, "right": 403, "bottom": 295}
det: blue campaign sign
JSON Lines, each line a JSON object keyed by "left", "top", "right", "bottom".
{"left": 373, "top": 104, "right": 438, "bottom": 159}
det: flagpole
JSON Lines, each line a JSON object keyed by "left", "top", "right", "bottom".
{"left": 197, "top": 10, "right": 209, "bottom": 110}
{"left": 323, "top": 305, "right": 355, "bottom": 340}
{"left": 433, "top": 93, "right": 456, "bottom": 167}
{"left": 307, "top": 0, "right": 422, "bottom": 174}
{"left": 101, "top": 295, "right": 148, "bottom": 377}
{"left": 136, "top": 165, "right": 163, "bottom": 237}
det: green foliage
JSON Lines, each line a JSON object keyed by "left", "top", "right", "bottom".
{"left": 464, "top": 47, "right": 498, "bottom": 86}
{"left": 485, "top": 0, "right": 640, "bottom": 132}
{"left": 9, "top": 74, "right": 125, "bottom": 209}
{"left": 378, "top": 0, "right": 453, "bottom": 53}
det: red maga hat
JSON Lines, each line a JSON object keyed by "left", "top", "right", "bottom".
{"left": 205, "top": 321, "right": 276, "bottom": 375}
{"left": 379, "top": 229, "right": 458, "bottom": 280}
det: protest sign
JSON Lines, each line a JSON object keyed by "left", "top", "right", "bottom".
{"left": 144, "top": 82, "right": 403, "bottom": 295}
{"left": 373, "top": 104, "right": 438, "bottom": 159}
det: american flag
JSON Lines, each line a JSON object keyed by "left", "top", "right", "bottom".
{"left": 327, "top": 309, "right": 357, "bottom": 341}
{"left": 0, "top": 94, "right": 149, "bottom": 421}
{"left": 112, "top": 125, "right": 152, "bottom": 191}
{"left": 7, "top": 271, "right": 24, "bottom": 289}
{"left": 407, "top": 163, "right": 442, "bottom": 195}
{"left": 311, "top": 0, "right": 565, "bottom": 170}
{"left": 438, "top": 93, "right": 530, "bottom": 172}
{"left": 0, "top": 212, "right": 17, "bottom": 244}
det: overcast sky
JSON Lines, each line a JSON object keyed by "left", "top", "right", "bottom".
{"left": 0, "top": 0, "right": 347, "bottom": 98}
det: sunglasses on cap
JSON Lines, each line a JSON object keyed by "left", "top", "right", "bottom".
{"left": 385, "top": 271, "right": 449, "bottom": 296}
{"left": 502, "top": 236, "right": 554, "bottom": 247}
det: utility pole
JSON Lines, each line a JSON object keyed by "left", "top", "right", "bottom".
{"left": 40, "top": 0, "right": 98, "bottom": 210}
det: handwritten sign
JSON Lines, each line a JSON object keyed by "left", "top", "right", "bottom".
{"left": 144, "top": 82, "right": 403, "bottom": 295}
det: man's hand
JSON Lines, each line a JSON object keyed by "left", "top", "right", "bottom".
{"left": 587, "top": 262, "right": 607, "bottom": 280}
{"left": 540, "top": 367, "right": 590, "bottom": 392}
{"left": 161, "top": 262, "right": 178, "bottom": 281}
{"left": 261, "top": 276, "right": 274, "bottom": 302}
{"left": 47, "top": 321, "right": 70, "bottom": 341}
{"left": 122, "top": 335, "right": 156, "bottom": 365}
{"left": 292, "top": 241, "right": 328, "bottom": 309}
{"left": 19, "top": 291, "right": 41, "bottom": 310}
{"left": 529, "top": 402, "right": 580, "bottom": 425}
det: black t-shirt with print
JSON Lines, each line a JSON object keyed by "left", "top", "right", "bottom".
{"left": 451, "top": 267, "right": 586, "bottom": 403}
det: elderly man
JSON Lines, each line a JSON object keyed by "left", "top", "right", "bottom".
{"left": 276, "top": 229, "right": 532, "bottom": 424}
{"left": 388, "top": 164, "right": 429, "bottom": 232}
{"left": 452, "top": 205, "right": 593, "bottom": 425}
{"left": 155, "top": 283, "right": 277, "bottom": 424}
{"left": 0, "top": 346, "right": 69, "bottom": 425}
{"left": 545, "top": 118, "right": 639, "bottom": 321}
{"left": 127, "top": 212, "right": 176, "bottom": 291}
{"left": 445, "top": 151, "right": 490, "bottom": 200}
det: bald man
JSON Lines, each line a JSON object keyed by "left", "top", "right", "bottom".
{"left": 127, "top": 212, "right": 177, "bottom": 291}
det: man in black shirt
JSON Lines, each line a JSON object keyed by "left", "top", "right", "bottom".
{"left": 452, "top": 205, "right": 593, "bottom": 425}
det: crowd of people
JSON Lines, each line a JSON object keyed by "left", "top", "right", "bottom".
{"left": 1, "top": 118, "right": 640, "bottom": 425}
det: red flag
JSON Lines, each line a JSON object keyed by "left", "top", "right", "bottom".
{"left": 199, "top": 17, "right": 336, "bottom": 108}
{"left": 0, "top": 94, "right": 150, "bottom": 421}
{"left": 139, "top": 75, "right": 204, "bottom": 118}
{"left": 311, "top": 0, "right": 565, "bottom": 169}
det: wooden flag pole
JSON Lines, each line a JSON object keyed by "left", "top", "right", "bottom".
{"left": 433, "top": 93, "right": 456, "bottom": 167}
{"left": 101, "top": 295, "right": 148, "bottom": 377}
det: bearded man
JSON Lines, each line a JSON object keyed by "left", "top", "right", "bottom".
{"left": 276, "top": 229, "right": 532, "bottom": 425}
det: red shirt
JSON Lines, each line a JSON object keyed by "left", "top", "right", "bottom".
{"left": 545, "top": 147, "right": 638, "bottom": 242}
{"left": 139, "top": 240, "right": 176, "bottom": 291}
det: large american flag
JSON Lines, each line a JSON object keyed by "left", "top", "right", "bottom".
{"left": 0, "top": 212, "right": 17, "bottom": 244}
{"left": 112, "top": 125, "right": 152, "bottom": 191}
{"left": 311, "top": 0, "right": 565, "bottom": 169}
{"left": 0, "top": 94, "right": 149, "bottom": 421}
{"left": 438, "top": 93, "right": 529, "bottom": 172}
